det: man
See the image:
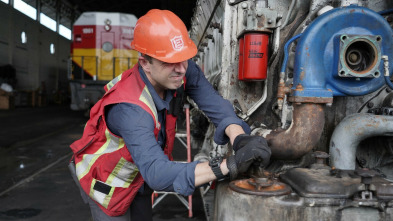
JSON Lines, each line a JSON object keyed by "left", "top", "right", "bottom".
{"left": 69, "top": 9, "right": 271, "bottom": 221}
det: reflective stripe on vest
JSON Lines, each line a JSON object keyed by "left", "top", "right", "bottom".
{"left": 76, "top": 129, "right": 125, "bottom": 180}
{"left": 76, "top": 72, "right": 161, "bottom": 209}
{"left": 70, "top": 64, "right": 181, "bottom": 215}
{"left": 89, "top": 157, "right": 139, "bottom": 209}
{"left": 105, "top": 74, "right": 123, "bottom": 92}
{"left": 140, "top": 85, "right": 160, "bottom": 129}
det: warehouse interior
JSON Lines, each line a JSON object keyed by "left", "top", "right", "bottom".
{"left": 2, "top": 0, "right": 393, "bottom": 221}
{"left": 0, "top": 0, "right": 204, "bottom": 220}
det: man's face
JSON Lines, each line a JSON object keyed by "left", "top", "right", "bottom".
{"left": 140, "top": 56, "right": 188, "bottom": 93}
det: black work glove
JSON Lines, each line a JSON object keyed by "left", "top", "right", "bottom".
{"left": 233, "top": 134, "right": 267, "bottom": 152}
{"left": 226, "top": 135, "right": 271, "bottom": 180}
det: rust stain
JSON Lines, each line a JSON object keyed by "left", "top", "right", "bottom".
{"left": 234, "top": 179, "right": 286, "bottom": 192}
{"left": 300, "top": 70, "right": 305, "bottom": 81}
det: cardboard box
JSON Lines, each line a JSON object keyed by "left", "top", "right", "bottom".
{"left": 0, "top": 95, "right": 14, "bottom": 110}
{"left": 0, "top": 88, "right": 11, "bottom": 96}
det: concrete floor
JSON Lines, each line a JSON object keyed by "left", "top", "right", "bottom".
{"left": 0, "top": 105, "right": 206, "bottom": 221}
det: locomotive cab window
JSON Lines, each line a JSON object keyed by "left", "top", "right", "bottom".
{"left": 102, "top": 42, "right": 113, "bottom": 52}
{"left": 75, "top": 34, "right": 82, "bottom": 42}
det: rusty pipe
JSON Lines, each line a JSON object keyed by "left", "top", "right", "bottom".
{"left": 256, "top": 104, "right": 325, "bottom": 160}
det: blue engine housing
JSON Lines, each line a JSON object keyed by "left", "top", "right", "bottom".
{"left": 291, "top": 5, "right": 393, "bottom": 100}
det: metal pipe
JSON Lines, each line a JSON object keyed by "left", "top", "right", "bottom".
{"left": 95, "top": 56, "right": 98, "bottom": 80}
{"left": 280, "top": 34, "right": 302, "bottom": 73}
{"left": 277, "top": 34, "right": 302, "bottom": 110}
{"left": 257, "top": 104, "right": 325, "bottom": 160}
{"left": 81, "top": 56, "right": 84, "bottom": 80}
{"left": 113, "top": 57, "right": 116, "bottom": 79}
{"left": 240, "top": 81, "right": 267, "bottom": 121}
{"left": 280, "top": 0, "right": 296, "bottom": 28}
{"left": 330, "top": 113, "right": 393, "bottom": 170}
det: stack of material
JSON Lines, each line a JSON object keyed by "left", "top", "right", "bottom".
{"left": 0, "top": 83, "right": 14, "bottom": 110}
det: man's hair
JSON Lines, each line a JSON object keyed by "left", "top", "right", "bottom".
{"left": 142, "top": 54, "right": 153, "bottom": 64}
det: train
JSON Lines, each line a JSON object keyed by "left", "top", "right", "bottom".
{"left": 188, "top": 0, "right": 393, "bottom": 220}
{"left": 68, "top": 12, "right": 138, "bottom": 112}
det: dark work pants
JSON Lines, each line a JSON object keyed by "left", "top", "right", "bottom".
{"left": 80, "top": 183, "right": 153, "bottom": 221}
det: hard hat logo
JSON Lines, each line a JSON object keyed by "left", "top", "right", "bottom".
{"left": 171, "top": 36, "right": 184, "bottom": 51}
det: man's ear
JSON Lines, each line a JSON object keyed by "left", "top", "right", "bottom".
{"left": 139, "top": 57, "right": 151, "bottom": 73}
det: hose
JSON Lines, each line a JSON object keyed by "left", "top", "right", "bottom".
{"left": 378, "top": 8, "right": 393, "bottom": 15}
{"left": 280, "top": 34, "right": 302, "bottom": 73}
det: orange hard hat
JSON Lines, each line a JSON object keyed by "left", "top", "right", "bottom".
{"left": 131, "top": 9, "right": 197, "bottom": 63}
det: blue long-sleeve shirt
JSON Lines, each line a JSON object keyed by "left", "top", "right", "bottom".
{"left": 106, "top": 60, "right": 250, "bottom": 196}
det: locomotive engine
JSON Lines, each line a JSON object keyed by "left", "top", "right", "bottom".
{"left": 68, "top": 12, "right": 138, "bottom": 112}
{"left": 189, "top": 0, "right": 393, "bottom": 220}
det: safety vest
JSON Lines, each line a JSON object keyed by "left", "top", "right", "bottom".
{"left": 70, "top": 64, "right": 183, "bottom": 216}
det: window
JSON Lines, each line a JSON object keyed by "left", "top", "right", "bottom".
{"left": 14, "top": 0, "right": 37, "bottom": 20}
{"left": 50, "top": 43, "right": 55, "bottom": 54}
{"left": 59, "top": 25, "right": 71, "bottom": 40}
{"left": 40, "top": 13, "right": 56, "bottom": 32}
{"left": 21, "top": 31, "right": 27, "bottom": 44}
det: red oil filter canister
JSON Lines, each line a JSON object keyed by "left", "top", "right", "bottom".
{"left": 238, "top": 37, "right": 244, "bottom": 80}
{"left": 242, "top": 33, "right": 269, "bottom": 81}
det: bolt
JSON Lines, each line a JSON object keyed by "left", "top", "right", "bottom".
{"left": 367, "top": 102, "right": 374, "bottom": 108}
{"left": 358, "top": 158, "right": 367, "bottom": 166}
{"left": 241, "top": 2, "right": 248, "bottom": 8}
{"left": 268, "top": 19, "right": 272, "bottom": 24}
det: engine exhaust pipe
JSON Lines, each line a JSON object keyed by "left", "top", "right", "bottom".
{"left": 330, "top": 113, "right": 393, "bottom": 170}
{"left": 256, "top": 104, "right": 325, "bottom": 160}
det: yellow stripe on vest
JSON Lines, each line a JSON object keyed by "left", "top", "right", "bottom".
{"left": 89, "top": 179, "right": 115, "bottom": 209}
{"left": 139, "top": 86, "right": 160, "bottom": 129}
{"left": 106, "top": 157, "right": 139, "bottom": 188}
{"left": 76, "top": 129, "right": 122, "bottom": 180}
{"left": 105, "top": 74, "right": 123, "bottom": 92}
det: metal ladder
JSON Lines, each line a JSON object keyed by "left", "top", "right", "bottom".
{"left": 151, "top": 104, "right": 193, "bottom": 218}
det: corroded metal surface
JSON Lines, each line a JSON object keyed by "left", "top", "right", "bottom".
{"left": 265, "top": 104, "right": 325, "bottom": 160}
{"left": 215, "top": 181, "right": 393, "bottom": 221}
{"left": 229, "top": 178, "right": 291, "bottom": 196}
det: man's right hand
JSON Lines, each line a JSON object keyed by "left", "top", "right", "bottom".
{"left": 226, "top": 135, "right": 271, "bottom": 180}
